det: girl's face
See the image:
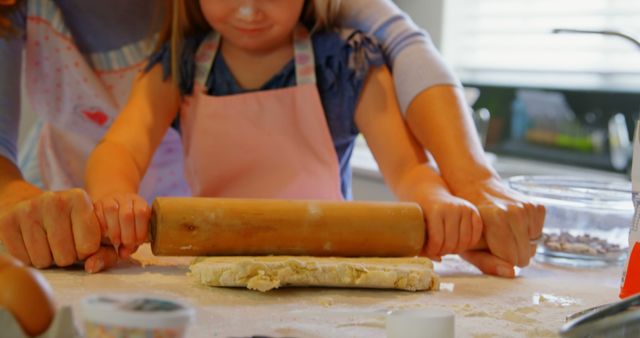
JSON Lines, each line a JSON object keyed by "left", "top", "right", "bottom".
{"left": 200, "top": 0, "right": 305, "bottom": 52}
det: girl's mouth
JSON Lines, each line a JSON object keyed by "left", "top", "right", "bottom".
{"left": 233, "top": 25, "right": 270, "bottom": 35}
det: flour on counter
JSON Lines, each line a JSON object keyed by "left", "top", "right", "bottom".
{"left": 501, "top": 309, "right": 539, "bottom": 325}
{"left": 532, "top": 293, "right": 580, "bottom": 307}
{"left": 515, "top": 327, "right": 558, "bottom": 338}
{"left": 318, "top": 297, "right": 334, "bottom": 307}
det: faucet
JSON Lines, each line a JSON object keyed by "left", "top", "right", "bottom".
{"left": 552, "top": 28, "right": 640, "bottom": 49}
{"left": 552, "top": 28, "right": 640, "bottom": 171}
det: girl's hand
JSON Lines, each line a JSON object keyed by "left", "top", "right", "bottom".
{"left": 94, "top": 193, "right": 150, "bottom": 259}
{"left": 416, "top": 190, "right": 483, "bottom": 260}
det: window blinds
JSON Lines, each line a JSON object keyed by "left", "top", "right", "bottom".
{"left": 442, "top": 0, "right": 640, "bottom": 91}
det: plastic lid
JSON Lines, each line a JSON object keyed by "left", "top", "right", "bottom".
{"left": 81, "top": 294, "right": 194, "bottom": 329}
{"left": 386, "top": 308, "right": 455, "bottom": 338}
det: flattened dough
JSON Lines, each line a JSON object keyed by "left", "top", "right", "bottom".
{"left": 189, "top": 256, "right": 439, "bottom": 292}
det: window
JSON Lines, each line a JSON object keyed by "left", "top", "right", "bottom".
{"left": 442, "top": 0, "right": 640, "bottom": 92}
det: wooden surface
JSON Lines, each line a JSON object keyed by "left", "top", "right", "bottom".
{"left": 34, "top": 244, "right": 623, "bottom": 338}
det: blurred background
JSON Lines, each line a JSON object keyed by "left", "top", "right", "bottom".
{"left": 17, "top": 0, "right": 640, "bottom": 200}
{"left": 354, "top": 0, "right": 640, "bottom": 199}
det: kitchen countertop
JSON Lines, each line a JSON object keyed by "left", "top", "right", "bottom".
{"left": 39, "top": 244, "right": 622, "bottom": 338}
{"left": 351, "top": 137, "right": 628, "bottom": 181}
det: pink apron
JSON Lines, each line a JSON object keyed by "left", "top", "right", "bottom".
{"left": 24, "top": 0, "right": 190, "bottom": 200}
{"left": 180, "top": 26, "right": 343, "bottom": 199}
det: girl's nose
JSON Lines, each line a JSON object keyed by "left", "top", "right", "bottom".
{"left": 234, "top": 0, "right": 262, "bottom": 22}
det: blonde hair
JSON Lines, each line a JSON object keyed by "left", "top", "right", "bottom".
{"left": 158, "top": 0, "right": 343, "bottom": 83}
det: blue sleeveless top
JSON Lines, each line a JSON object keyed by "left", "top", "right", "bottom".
{"left": 148, "top": 29, "right": 385, "bottom": 199}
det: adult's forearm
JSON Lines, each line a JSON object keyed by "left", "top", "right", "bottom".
{"left": 406, "top": 85, "right": 499, "bottom": 194}
{"left": 0, "top": 156, "right": 41, "bottom": 207}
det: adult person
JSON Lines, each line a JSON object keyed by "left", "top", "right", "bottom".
{"left": 0, "top": 0, "right": 543, "bottom": 276}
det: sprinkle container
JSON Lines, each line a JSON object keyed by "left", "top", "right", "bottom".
{"left": 81, "top": 294, "right": 194, "bottom": 338}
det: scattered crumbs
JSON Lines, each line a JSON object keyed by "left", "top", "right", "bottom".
{"left": 501, "top": 310, "right": 539, "bottom": 325}
{"left": 274, "top": 327, "right": 324, "bottom": 338}
{"left": 515, "top": 306, "right": 538, "bottom": 314}
{"left": 465, "top": 310, "right": 491, "bottom": 318}
{"left": 516, "top": 327, "right": 558, "bottom": 338}
{"left": 453, "top": 303, "right": 474, "bottom": 313}
{"left": 451, "top": 303, "right": 493, "bottom": 318}
{"left": 318, "top": 297, "right": 334, "bottom": 307}
{"left": 528, "top": 329, "right": 558, "bottom": 338}
{"left": 137, "top": 258, "right": 149, "bottom": 268}
{"left": 387, "top": 303, "right": 424, "bottom": 312}
{"left": 336, "top": 317, "right": 386, "bottom": 329}
{"left": 440, "top": 282, "right": 455, "bottom": 292}
{"left": 532, "top": 293, "right": 580, "bottom": 307}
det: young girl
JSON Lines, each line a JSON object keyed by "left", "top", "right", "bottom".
{"left": 85, "top": 0, "right": 482, "bottom": 260}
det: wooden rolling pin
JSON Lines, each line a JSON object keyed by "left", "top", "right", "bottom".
{"left": 150, "top": 197, "right": 425, "bottom": 257}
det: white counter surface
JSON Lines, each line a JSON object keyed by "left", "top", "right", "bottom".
{"left": 40, "top": 245, "right": 622, "bottom": 338}
{"left": 351, "top": 137, "right": 627, "bottom": 181}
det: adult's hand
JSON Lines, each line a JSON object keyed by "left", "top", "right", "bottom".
{"left": 455, "top": 177, "right": 545, "bottom": 277}
{"left": 404, "top": 86, "right": 545, "bottom": 277}
{"left": 0, "top": 187, "right": 116, "bottom": 272}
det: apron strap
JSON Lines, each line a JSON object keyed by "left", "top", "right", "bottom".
{"left": 293, "top": 25, "right": 317, "bottom": 85}
{"left": 194, "top": 32, "right": 221, "bottom": 88}
{"left": 194, "top": 25, "right": 316, "bottom": 89}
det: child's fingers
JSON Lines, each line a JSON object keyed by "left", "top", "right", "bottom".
{"left": 425, "top": 211, "right": 445, "bottom": 258}
{"left": 133, "top": 197, "right": 150, "bottom": 245}
{"left": 102, "top": 198, "right": 121, "bottom": 247}
{"left": 94, "top": 202, "right": 108, "bottom": 237}
{"left": 456, "top": 209, "right": 473, "bottom": 252}
{"left": 441, "top": 209, "right": 461, "bottom": 254}
{"left": 118, "top": 244, "right": 138, "bottom": 259}
{"left": 118, "top": 197, "right": 137, "bottom": 248}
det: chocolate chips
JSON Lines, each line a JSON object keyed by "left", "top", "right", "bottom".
{"left": 542, "top": 232, "right": 623, "bottom": 256}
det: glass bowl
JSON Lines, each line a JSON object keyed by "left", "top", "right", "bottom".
{"left": 507, "top": 175, "right": 633, "bottom": 267}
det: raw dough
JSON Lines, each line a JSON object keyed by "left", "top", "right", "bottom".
{"left": 189, "top": 256, "right": 439, "bottom": 292}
